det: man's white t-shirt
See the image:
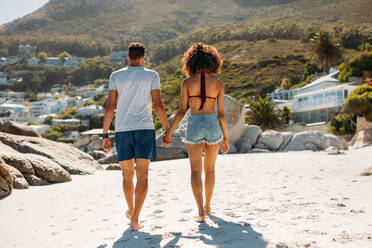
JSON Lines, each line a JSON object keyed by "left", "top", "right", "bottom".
{"left": 108, "top": 66, "right": 161, "bottom": 132}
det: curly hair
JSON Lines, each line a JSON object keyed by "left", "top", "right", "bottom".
{"left": 128, "top": 42, "right": 145, "bottom": 59}
{"left": 182, "top": 42, "right": 223, "bottom": 77}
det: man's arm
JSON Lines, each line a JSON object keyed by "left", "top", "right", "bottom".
{"left": 151, "top": 89, "right": 170, "bottom": 131}
{"left": 102, "top": 90, "right": 118, "bottom": 152}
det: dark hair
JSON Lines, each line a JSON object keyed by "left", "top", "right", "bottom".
{"left": 128, "top": 42, "right": 145, "bottom": 59}
{"left": 182, "top": 42, "right": 222, "bottom": 77}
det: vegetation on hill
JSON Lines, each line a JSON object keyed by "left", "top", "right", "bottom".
{"left": 343, "top": 85, "right": 372, "bottom": 122}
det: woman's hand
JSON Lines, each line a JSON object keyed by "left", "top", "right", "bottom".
{"left": 221, "top": 139, "right": 229, "bottom": 155}
{"left": 102, "top": 138, "right": 111, "bottom": 152}
{"left": 162, "top": 133, "right": 173, "bottom": 147}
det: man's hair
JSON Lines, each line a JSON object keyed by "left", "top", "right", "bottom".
{"left": 128, "top": 42, "right": 145, "bottom": 60}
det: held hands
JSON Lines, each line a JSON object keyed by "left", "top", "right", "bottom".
{"left": 221, "top": 139, "right": 229, "bottom": 155}
{"left": 161, "top": 132, "right": 173, "bottom": 147}
{"left": 102, "top": 138, "right": 111, "bottom": 152}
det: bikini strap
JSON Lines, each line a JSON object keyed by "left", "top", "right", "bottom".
{"left": 199, "top": 70, "right": 206, "bottom": 110}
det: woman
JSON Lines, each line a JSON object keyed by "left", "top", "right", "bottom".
{"left": 162, "top": 42, "right": 229, "bottom": 222}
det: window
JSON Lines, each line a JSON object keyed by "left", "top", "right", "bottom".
{"left": 344, "top": 90, "right": 348, "bottom": 99}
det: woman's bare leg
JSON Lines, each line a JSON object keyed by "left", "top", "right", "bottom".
{"left": 187, "top": 143, "right": 205, "bottom": 222}
{"left": 204, "top": 142, "right": 220, "bottom": 215}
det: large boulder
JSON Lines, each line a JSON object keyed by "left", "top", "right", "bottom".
{"left": 156, "top": 147, "right": 187, "bottom": 161}
{"left": 0, "top": 132, "right": 99, "bottom": 175}
{"left": 350, "top": 128, "right": 372, "bottom": 149}
{"left": 236, "top": 125, "right": 262, "bottom": 153}
{"left": 279, "top": 132, "right": 294, "bottom": 150}
{"left": 89, "top": 150, "right": 107, "bottom": 160}
{"left": 0, "top": 158, "right": 13, "bottom": 198}
{"left": 98, "top": 153, "right": 118, "bottom": 164}
{"left": 0, "top": 120, "right": 41, "bottom": 137}
{"left": 24, "top": 174, "right": 49, "bottom": 186}
{"left": 256, "top": 130, "right": 283, "bottom": 150}
{"left": 283, "top": 131, "right": 344, "bottom": 152}
{"left": 3, "top": 164, "right": 29, "bottom": 189}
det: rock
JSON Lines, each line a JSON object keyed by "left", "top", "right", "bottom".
{"left": 90, "top": 135, "right": 100, "bottom": 142}
{"left": 237, "top": 125, "right": 262, "bottom": 153}
{"left": 222, "top": 95, "right": 246, "bottom": 145}
{"left": 256, "top": 130, "right": 283, "bottom": 150}
{"left": 86, "top": 139, "right": 103, "bottom": 151}
{"left": 156, "top": 132, "right": 187, "bottom": 154}
{"left": 105, "top": 164, "right": 121, "bottom": 170}
{"left": 89, "top": 150, "right": 107, "bottom": 160}
{"left": 324, "top": 134, "right": 343, "bottom": 150}
{"left": 73, "top": 135, "right": 90, "bottom": 148}
{"left": 279, "top": 132, "right": 294, "bottom": 150}
{"left": 0, "top": 143, "right": 35, "bottom": 175}
{"left": 351, "top": 128, "right": 372, "bottom": 149}
{"left": 361, "top": 167, "right": 372, "bottom": 176}
{"left": 0, "top": 120, "right": 40, "bottom": 137}
{"left": 24, "top": 174, "right": 49, "bottom": 186}
{"left": 339, "top": 136, "right": 349, "bottom": 150}
{"left": 250, "top": 149, "right": 271, "bottom": 153}
{"left": 223, "top": 141, "right": 237, "bottom": 154}
{"left": 27, "top": 154, "right": 71, "bottom": 183}
{"left": 3, "top": 164, "right": 29, "bottom": 189}
{"left": 98, "top": 153, "right": 118, "bottom": 164}
{"left": 283, "top": 131, "right": 333, "bottom": 152}
{"left": 0, "top": 158, "right": 13, "bottom": 198}
{"left": 0, "top": 132, "right": 99, "bottom": 175}
{"left": 156, "top": 147, "right": 187, "bottom": 161}
{"left": 254, "top": 143, "right": 269, "bottom": 150}
{"left": 326, "top": 146, "right": 340, "bottom": 155}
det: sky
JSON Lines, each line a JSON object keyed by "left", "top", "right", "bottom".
{"left": 0, "top": 0, "right": 49, "bottom": 25}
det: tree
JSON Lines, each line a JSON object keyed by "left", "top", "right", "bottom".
{"left": 281, "top": 78, "right": 292, "bottom": 90}
{"left": 37, "top": 52, "right": 48, "bottom": 64}
{"left": 343, "top": 85, "right": 372, "bottom": 122}
{"left": 247, "top": 97, "right": 283, "bottom": 130}
{"left": 311, "top": 31, "right": 343, "bottom": 74}
{"left": 302, "top": 62, "right": 321, "bottom": 81}
{"left": 58, "top": 51, "right": 71, "bottom": 64}
{"left": 281, "top": 106, "right": 291, "bottom": 125}
{"left": 359, "top": 43, "right": 372, "bottom": 52}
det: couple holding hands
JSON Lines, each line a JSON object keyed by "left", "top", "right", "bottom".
{"left": 102, "top": 42, "right": 229, "bottom": 230}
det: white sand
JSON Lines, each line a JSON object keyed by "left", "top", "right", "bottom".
{"left": 1, "top": 147, "right": 372, "bottom": 248}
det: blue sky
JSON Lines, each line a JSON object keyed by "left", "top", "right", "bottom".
{"left": 0, "top": 0, "right": 49, "bottom": 25}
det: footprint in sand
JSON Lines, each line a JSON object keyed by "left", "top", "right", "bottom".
{"left": 153, "top": 209, "right": 163, "bottom": 214}
{"left": 182, "top": 209, "right": 193, "bottom": 213}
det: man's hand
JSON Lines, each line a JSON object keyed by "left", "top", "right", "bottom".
{"left": 161, "top": 133, "right": 173, "bottom": 147}
{"left": 102, "top": 138, "right": 111, "bottom": 152}
{"left": 221, "top": 139, "right": 229, "bottom": 155}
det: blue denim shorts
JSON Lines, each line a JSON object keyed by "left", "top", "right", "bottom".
{"left": 183, "top": 114, "right": 223, "bottom": 145}
{"left": 115, "top": 130, "right": 156, "bottom": 162}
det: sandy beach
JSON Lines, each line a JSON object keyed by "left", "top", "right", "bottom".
{"left": 1, "top": 147, "right": 372, "bottom": 248}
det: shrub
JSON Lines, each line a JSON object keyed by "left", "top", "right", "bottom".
{"left": 339, "top": 52, "right": 372, "bottom": 82}
{"left": 56, "top": 137, "right": 77, "bottom": 143}
{"left": 328, "top": 113, "right": 355, "bottom": 135}
{"left": 246, "top": 97, "right": 283, "bottom": 130}
{"left": 343, "top": 85, "right": 372, "bottom": 122}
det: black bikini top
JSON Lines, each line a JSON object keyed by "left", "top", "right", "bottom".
{"left": 189, "top": 70, "right": 216, "bottom": 110}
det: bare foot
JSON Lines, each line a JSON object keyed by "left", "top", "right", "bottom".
{"left": 126, "top": 210, "right": 133, "bottom": 220}
{"left": 195, "top": 215, "right": 206, "bottom": 222}
{"left": 131, "top": 218, "right": 144, "bottom": 231}
{"left": 204, "top": 206, "right": 211, "bottom": 215}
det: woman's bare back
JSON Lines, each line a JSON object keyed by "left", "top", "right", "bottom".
{"left": 185, "top": 72, "right": 223, "bottom": 115}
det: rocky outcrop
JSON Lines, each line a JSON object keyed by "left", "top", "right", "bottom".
{"left": 157, "top": 147, "right": 188, "bottom": 161}
{"left": 0, "top": 121, "right": 40, "bottom": 137}
{"left": 361, "top": 166, "right": 372, "bottom": 176}
{"left": 236, "top": 125, "right": 262, "bottom": 153}
{"left": 350, "top": 128, "right": 372, "bottom": 149}
{"left": 0, "top": 132, "right": 99, "bottom": 175}
{"left": 279, "top": 132, "right": 294, "bottom": 150}
{"left": 256, "top": 130, "right": 283, "bottom": 151}
{"left": 0, "top": 158, "right": 13, "bottom": 198}
{"left": 105, "top": 164, "right": 121, "bottom": 170}
{"left": 3, "top": 164, "right": 29, "bottom": 189}
{"left": 24, "top": 174, "right": 49, "bottom": 186}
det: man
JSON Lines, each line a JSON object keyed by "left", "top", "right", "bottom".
{"left": 102, "top": 42, "right": 171, "bottom": 230}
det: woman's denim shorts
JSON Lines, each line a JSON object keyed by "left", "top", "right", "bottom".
{"left": 182, "top": 114, "right": 223, "bottom": 145}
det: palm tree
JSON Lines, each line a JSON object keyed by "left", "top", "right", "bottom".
{"left": 247, "top": 97, "right": 283, "bottom": 130}
{"left": 311, "top": 31, "right": 343, "bottom": 74}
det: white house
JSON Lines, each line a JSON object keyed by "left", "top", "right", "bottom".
{"left": 52, "top": 118, "right": 81, "bottom": 127}
{"left": 27, "top": 58, "right": 40, "bottom": 66}
{"left": 30, "top": 98, "right": 68, "bottom": 118}
{"left": 45, "top": 58, "right": 61, "bottom": 68}
{"left": 297, "top": 70, "right": 341, "bottom": 95}
{"left": 63, "top": 56, "right": 85, "bottom": 68}
{"left": 0, "top": 103, "right": 30, "bottom": 123}
{"left": 76, "top": 104, "right": 104, "bottom": 117}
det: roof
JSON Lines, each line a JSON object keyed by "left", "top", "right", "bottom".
{"left": 78, "top": 104, "right": 103, "bottom": 110}
{"left": 81, "top": 128, "right": 114, "bottom": 135}
{"left": 294, "top": 83, "right": 357, "bottom": 98}
{"left": 53, "top": 118, "right": 81, "bottom": 122}
{"left": 0, "top": 103, "right": 28, "bottom": 109}
{"left": 300, "top": 70, "right": 340, "bottom": 91}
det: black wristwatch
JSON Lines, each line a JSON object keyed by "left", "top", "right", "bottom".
{"left": 102, "top": 133, "right": 109, "bottom": 139}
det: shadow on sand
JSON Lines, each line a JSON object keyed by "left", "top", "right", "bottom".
{"left": 98, "top": 215, "right": 267, "bottom": 248}
{"left": 162, "top": 215, "right": 268, "bottom": 248}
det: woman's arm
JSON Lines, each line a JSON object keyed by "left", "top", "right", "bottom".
{"left": 217, "top": 84, "right": 229, "bottom": 154}
{"left": 163, "top": 80, "right": 189, "bottom": 144}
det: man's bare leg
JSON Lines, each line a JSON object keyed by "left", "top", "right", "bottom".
{"left": 187, "top": 143, "right": 205, "bottom": 222}
{"left": 131, "top": 158, "right": 150, "bottom": 230}
{"left": 203, "top": 142, "right": 220, "bottom": 215}
{"left": 120, "top": 159, "right": 135, "bottom": 220}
